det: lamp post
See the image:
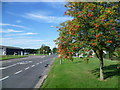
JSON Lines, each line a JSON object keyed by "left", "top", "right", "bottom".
{"left": 59, "top": 55, "right": 62, "bottom": 64}
{"left": 43, "top": 50, "right": 45, "bottom": 55}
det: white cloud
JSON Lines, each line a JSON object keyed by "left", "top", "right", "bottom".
{"left": 5, "top": 32, "right": 38, "bottom": 36}
{"left": 50, "top": 26, "right": 54, "bottom": 28}
{"left": 23, "top": 13, "right": 73, "bottom": 23}
{"left": 0, "top": 29, "right": 23, "bottom": 33}
{"left": 16, "top": 20, "right": 22, "bottom": 23}
{"left": 2, "top": 0, "right": 66, "bottom": 2}
{"left": 0, "top": 23, "right": 27, "bottom": 29}
{"left": 48, "top": 2, "right": 66, "bottom": 9}
{"left": 0, "top": 37, "right": 55, "bottom": 49}
{"left": 34, "top": 40, "right": 44, "bottom": 41}
{"left": 20, "top": 32, "right": 38, "bottom": 35}
{"left": 0, "top": 38, "right": 43, "bottom": 44}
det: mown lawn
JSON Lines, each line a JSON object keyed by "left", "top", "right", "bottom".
{"left": 41, "top": 57, "right": 120, "bottom": 88}
{"left": 0, "top": 55, "right": 28, "bottom": 60}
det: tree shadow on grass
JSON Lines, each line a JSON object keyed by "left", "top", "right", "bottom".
{"left": 73, "top": 60, "right": 82, "bottom": 64}
{"left": 91, "top": 64, "right": 120, "bottom": 79}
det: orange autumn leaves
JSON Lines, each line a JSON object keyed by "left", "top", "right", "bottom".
{"left": 106, "top": 40, "right": 113, "bottom": 43}
{"left": 95, "top": 33, "right": 101, "bottom": 38}
{"left": 55, "top": 2, "right": 119, "bottom": 60}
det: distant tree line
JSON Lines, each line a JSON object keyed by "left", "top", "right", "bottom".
{"left": 24, "top": 44, "right": 57, "bottom": 55}
{"left": 24, "top": 49, "right": 37, "bottom": 54}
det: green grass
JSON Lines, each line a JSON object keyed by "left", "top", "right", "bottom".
{"left": 41, "top": 57, "right": 120, "bottom": 88}
{"left": 0, "top": 55, "right": 28, "bottom": 60}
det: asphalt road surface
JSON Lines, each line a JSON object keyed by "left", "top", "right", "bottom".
{"left": 0, "top": 54, "right": 57, "bottom": 89}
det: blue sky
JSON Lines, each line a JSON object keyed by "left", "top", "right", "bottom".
{"left": 1, "top": 2, "right": 72, "bottom": 49}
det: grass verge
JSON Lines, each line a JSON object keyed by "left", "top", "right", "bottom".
{"left": 0, "top": 55, "right": 28, "bottom": 60}
{"left": 41, "top": 57, "right": 120, "bottom": 88}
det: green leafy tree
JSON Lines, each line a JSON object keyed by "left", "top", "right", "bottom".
{"left": 24, "top": 49, "right": 37, "bottom": 54}
{"left": 38, "top": 44, "right": 51, "bottom": 54}
{"left": 55, "top": 2, "right": 119, "bottom": 80}
{"left": 52, "top": 47, "right": 57, "bottom": 54}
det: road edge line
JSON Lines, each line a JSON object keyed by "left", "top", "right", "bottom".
{"left": 33, "top": 57, "right": 56, "bottom": 89}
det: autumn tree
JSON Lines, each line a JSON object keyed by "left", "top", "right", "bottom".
{"left": 55, "top": 2, "right": 119, "bottom": 80}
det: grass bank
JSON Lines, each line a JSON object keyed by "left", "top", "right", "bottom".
{"left": 41, "top": 57, "right": 120, "bottom": 88}
{"left": 0, "top": 55, "right": 28, "bottom": 60}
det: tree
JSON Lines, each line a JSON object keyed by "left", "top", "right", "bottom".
{"left": 24, "top": 49, "right": 37, "bottom": 54}
{"left": 38, "top": 44, "right": 51, "bottom": 54}
{"left": 52, "top": 47, "right": 57, "bottom": 54}
{"left": 55, "top": 2, "right": 119, "bottom": 80}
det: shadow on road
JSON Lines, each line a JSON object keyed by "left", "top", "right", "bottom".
{"left": 91, "top": 64, "right": 120, "bottom": 79}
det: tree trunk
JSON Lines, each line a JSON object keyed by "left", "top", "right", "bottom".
{"left": 109, "top": 51, "right": 112, "bottom": 60}
{"left": 99, "top": 58, "right": 104, "bottom": 80}
{"left": 99, "top": 50, "right": 104, "bottom": 80}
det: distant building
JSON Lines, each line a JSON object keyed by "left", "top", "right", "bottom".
{"left": 0, "top": 45, "right": 24, "bottom": 55}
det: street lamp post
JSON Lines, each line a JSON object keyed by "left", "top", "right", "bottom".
{"left": 43, "top": 50, "right": 45, "bottom": 55}
{"left": 59, "top": 55, "right": 62, "bottom": 64}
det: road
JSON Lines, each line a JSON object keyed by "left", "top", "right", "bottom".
{"left": 0, "top": 54, "right": 57, "bottom": 89}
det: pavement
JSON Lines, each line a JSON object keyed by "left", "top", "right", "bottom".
{"left": 0, "top": 54, "right": 57, "bottom": 89}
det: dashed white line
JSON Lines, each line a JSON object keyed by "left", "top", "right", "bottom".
{"left": 0, "top": 76, "right": 9, "bottom": 81}
{"left": 25, "top": 67, "right": 29, "bottom": 70}
{"left": 36, "top": 63, "right": 39, "bottom": 65}
{"left": 31, "top": 65, "right": 35, "bottom": 67}
{"left": 14, "top": 70, "right": 22, "bottom": 75}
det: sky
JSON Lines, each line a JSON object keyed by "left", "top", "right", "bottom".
{"left": 0, "top": 2, "right": 72, "bottom": 49}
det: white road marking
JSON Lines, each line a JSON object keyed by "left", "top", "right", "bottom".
{"left": 0, "top": 76, "right": 9, "bottom": 81}
{"left": 40, "top": 62, "right": 42, "bottom": 63}
{"left": 31, "top": 65, "right": 35, "bottom": 67}
{"left": 41, "top": 56, "right": 45, "bottom": 58}
{"left": 25, "top": 67, "right": 29, "bottom": 70}
{"left": 0, "top": 64, "right": 17, "bottom": 70}
{"left": 0, "top": 67, "right": 6, "bottom": 70}
{"left": 0, "top": 60, "right": 33, "bottom": 70}
{"left": 36, "top": 63, "right": 39, "bottom": 65}
{"left": 14, "top": 70, "right": 22, "bottom": 75}
{"left": 8, "top": 61, "right": 11, "bottom": 62}
{"left": 28, "top": 61, "right": 32, "bottom": 63}
{"left": 17, "top": 61, "right": 32, "bottom": 65}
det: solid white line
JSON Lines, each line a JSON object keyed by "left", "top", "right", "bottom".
{"left": 14, "top": 70, "right": 22, "bottom": 75}
{"left": 25, "top": 67, "right": 29, "bottom": 70}
{"left": 31, "top": 65, "right": 35, "bottom": 67}
{"left": 0, "top": 67, "right": 6, "bottom": 70}
{"left": 0, "top": 64, "right": 17, "bottom": 70}
{"left": 0, "top": 76, "right": 9, "bottom": 81}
